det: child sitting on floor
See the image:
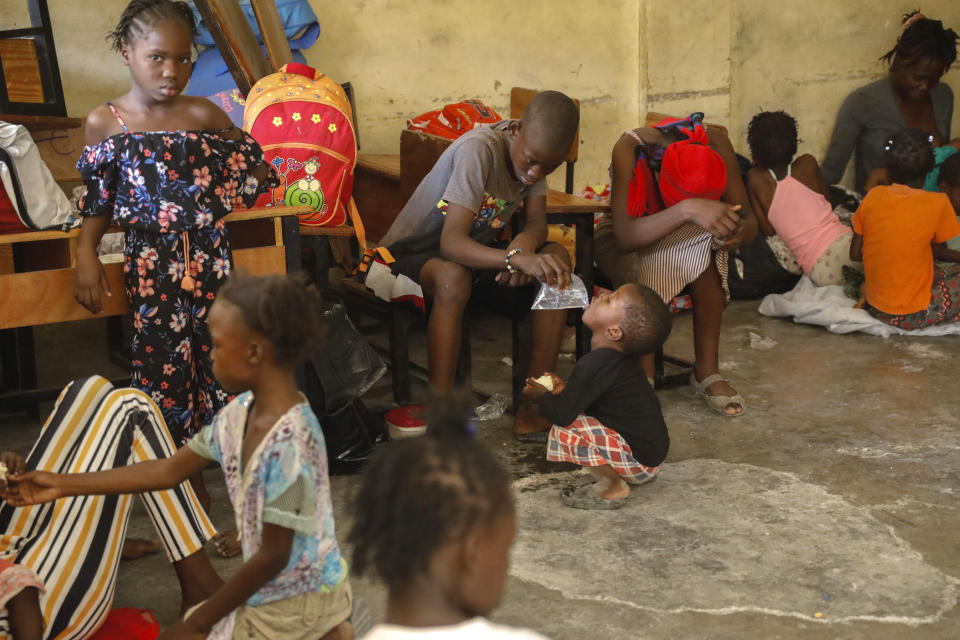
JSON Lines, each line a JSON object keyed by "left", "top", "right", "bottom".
{"left": 851, "top": 129, "right": 960, "bottom": 329}
{"left": 3, "top": 274, "right": 353, "bottom": 640}
{"left": 349, "top": 396, "right": 550, "bottom": 639}
{"left": 745, "top": 111, "right": 861, "bottom": 286}
{"left": 369, "top": 91, "right": 579, "bottom": 441}
{"left": 523, "top": 284, "right": 671, "bottom": 510}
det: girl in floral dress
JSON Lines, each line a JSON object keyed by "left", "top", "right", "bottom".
{"left": 73, "top": 0, "right": 277, "bottom": 504}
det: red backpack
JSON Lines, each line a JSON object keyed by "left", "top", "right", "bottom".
{"left": 244, "top": 63, "right": 364, "bottom": 245}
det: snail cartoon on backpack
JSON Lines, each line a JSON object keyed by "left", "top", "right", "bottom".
{"left": 283, "top": 159, "right": 328, "bottom": 215}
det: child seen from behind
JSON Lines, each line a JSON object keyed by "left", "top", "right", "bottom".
{"left": 745, "top": 111, "right": 860, "bottom": 286}
{"left": 524, "top": 284, "right": 671, "bottom": 510}
{"left": 851, "top": 129, "right": 960, "bottom": 329}
{"left": 349, "top": 397, "right": 550, "bottom": 640}
{"left": 4, "top": 274, "right": 353, "bottom": 640}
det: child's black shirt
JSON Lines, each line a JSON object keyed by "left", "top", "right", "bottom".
{"left": 539, "top": 347, "right": 669, "bottom": 466}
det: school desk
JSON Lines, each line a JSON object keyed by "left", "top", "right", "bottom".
{"left": 0, "top": 206, "right": 308, "bottom": 409}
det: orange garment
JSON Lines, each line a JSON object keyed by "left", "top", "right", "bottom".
{"left": 852, "top": 184, "right": 960, "bottom": 314}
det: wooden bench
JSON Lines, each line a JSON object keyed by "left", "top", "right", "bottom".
{"left": 0, "top": 206, "right": 307, "bottom": 408}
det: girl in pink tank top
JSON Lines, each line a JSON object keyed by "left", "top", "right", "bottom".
{"left": 745, "top": 111, "right": 861, "bottom": 287}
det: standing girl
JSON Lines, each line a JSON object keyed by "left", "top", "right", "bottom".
{"left": 73, "top": 0, "right": 277, "bottom": 501}
{"left": 4, "top": 275, "right": 354, "bottom": 640}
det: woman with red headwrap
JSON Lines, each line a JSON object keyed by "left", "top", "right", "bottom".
{"left": 595, "top": 114, "right": 757, "bottom": 416}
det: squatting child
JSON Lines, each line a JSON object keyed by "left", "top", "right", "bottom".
{"left": 524, "top": 284, "right": 672, "bottom": 510}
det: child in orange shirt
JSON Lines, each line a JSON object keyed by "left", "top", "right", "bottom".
{"left": 851, "top": 129, "right": 960, "bottom": 329}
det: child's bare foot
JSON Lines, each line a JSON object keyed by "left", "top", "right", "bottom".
{"left": 212, "top": 528, "right": 242, "bottom": 558}
{"left": 121, "top": 537, "right": 162, "bottom": 560}
{"left": 513, "top": 400, "right": 552, "bottom": 443}
{"left": 560, "top": 483, "right": 628, "bottom": 510}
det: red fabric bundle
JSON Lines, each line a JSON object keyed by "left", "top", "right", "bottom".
{"left": 658, "top": 123, "right": 727, "bottom": 207}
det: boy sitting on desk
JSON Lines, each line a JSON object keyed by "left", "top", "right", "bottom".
{"left": 370, "top": 90, "right": 579, "bottom": 441}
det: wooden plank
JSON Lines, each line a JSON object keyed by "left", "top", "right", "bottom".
{"left": 193, "top": 0, "right": 271, "bottom": 95}
{"left": 0, "top": 208, "right": 310, "bottom": 245}
{"left": 30, "top": 119, "right": 86, "bottom": 184}
{"left": 0, "top": 263, "right": 127, "bottom": 328}
{"left": 544, "top": 190, "right": 608, "bottom": 214}
{"left": 233, "top": 244, "right": 286, "bottom": 276}
{"left": 357, "top": 153, "right": 400, "bottom": 178}
{"left": 0, "top": 245, "right": 286, "bottom": 329}
{"left": 400, "top": 130, "right": 451, "bottom": 198}
{"left": 0, "top": 38, "right": 45, "bottom": 103}
{"left": 299, "top": 224, "right": 356, "bottom": 237}
{"left": 0, "top": 114, "right": 83, "bottom": 131}
{"left": 249, "top": 0, "right": 294, "bottom": 70}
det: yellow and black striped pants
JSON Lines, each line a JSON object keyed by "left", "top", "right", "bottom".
{"left": 0, "top": 376, "right": 217, "bottom": 639}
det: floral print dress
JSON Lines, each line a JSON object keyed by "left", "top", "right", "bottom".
{"left": 77, "top": 103, "right": 278, "bottom": 444}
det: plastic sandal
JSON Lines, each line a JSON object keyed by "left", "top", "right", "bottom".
{"left": 560, "top": 483, "right": 627, "bottom": 510}
{"left": 690, "top": 372, "right": 746, "bottom": 417}
{"left": 514, "top": 430, "right": 549, "bottom": 444}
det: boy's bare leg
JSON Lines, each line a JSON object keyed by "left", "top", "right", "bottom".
{"left": 516, "top": 243, "right": 570, "bottom": 435}
{"left": 420, "top": 258, "right": 473, "bottom": 394}
{"left": 586, "top": 464, "right": 630, "bottom": 500}
{"left": 688, "top": 260, "right": 741, "bottom": 414}
{"left": 7, "top": 587, "right": 44, "bottom": 640}
{"left": 174, "top": 548, "right": 226, "bottom": 617}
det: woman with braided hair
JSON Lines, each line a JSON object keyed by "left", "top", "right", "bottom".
{"left": 822, "top": 11, "right": 960, "bottom": 193}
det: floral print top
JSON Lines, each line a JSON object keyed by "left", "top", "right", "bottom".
{"left": 188, "top": 392, "right": 346, "bottom": 609}
{"left": 76, "top": 129, "right": 278, "bottom": 233}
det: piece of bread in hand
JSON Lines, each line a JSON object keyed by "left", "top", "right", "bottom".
{"left": 533, "top": 374, "right": 555, "bottom": 391}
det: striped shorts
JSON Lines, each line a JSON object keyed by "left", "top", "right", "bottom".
{"left": 0, "top": 376, "right": 217, "bottom": 640}
{"left": 546, "top": 415, "right": 662, "bottom": 485}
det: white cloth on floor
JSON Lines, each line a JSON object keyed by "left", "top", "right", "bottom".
{"left": 758, "top": 276, "right": 960, "bottom": 337}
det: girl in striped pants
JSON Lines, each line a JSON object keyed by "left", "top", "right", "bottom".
{"left": 0, "top": 375, "right": 222, "bottom": 639}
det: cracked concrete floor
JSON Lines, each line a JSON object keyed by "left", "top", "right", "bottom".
{"left": 2, "top": 299, "right": 958, "bottom": 639}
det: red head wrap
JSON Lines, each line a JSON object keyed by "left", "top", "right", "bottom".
{"left": 658, "top": 123, "right": 727, "bottom": 208}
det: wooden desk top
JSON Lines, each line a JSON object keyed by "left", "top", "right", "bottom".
{"left": 357, "top": 152, "right": 608, "bottom": 215}
{"left": 357, "top": 153, "right": 401, "bottom": 178}
{"left": 0, "top": 206, "right": 313, "bottom": 245}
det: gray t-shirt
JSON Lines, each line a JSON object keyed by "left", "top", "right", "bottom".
{"left": 378, "top": 120, "right": 547, "bottom": 256}
{"left": 821, "top": 77, "right": 954, "bottom": 193}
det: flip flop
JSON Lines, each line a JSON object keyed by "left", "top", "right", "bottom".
{"left": 514, "top": 430, "right": 549, "bottom": 444}
{"left": 560, "top": 483, "right": 627, "bottom": 510}
{"left": 690, "top": 373, "right": 746, "bottom": 417}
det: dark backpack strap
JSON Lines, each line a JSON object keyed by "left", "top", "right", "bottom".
{"left": 0, "top": 146, "right": 34, "bottom": 228}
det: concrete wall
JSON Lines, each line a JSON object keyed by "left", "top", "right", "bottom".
{"left": 11, "top": 1, "right": 960, "bottom": 189}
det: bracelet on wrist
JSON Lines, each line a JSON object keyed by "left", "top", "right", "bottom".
{"left": 505, "top": 248, "right": 523, "bottom": 274}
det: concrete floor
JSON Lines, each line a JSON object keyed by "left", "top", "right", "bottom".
{"left": 2, "top": 300, "right": 959, "bottom": 639}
